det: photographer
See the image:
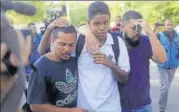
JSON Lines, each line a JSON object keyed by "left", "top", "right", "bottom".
{"left": 1, "top": 28, "right": 32, "bottom": 112}
{"left": 111, "top": 16, "right": 122, "bottom": 33}
{"left": 157, "top": 19, "right": 179, "bottom": 112}
{"left": 1, "top": 1, "right": 35, "bottom": 112}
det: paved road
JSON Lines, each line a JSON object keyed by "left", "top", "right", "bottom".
{"left": 150, "top": 60, "right": 179, "bottom": 112}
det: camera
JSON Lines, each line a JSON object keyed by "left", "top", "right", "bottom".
{"left": 134, "top": 24, "right": 142, "bottom": 34}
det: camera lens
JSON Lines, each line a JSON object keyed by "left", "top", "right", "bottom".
{"left": 135, "top": 24, "right": 142, "bottom": 34}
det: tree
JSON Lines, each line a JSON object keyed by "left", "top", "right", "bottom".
{"left": 6, "top": 1, "right": 65, "bottom": 25}
{"left": 67, "top": 2, "right": 88, "bottom": 26}
{"left": 121, "top": 1, "right": 179, "bottom": 25}
{"left": 6, "top": 1, "right": 179, "bottom": 26}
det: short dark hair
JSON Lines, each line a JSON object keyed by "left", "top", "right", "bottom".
{"left": 122, "top": 10, "right": 143, "bottom": 21}
{"left": 52, "top": 25, "right": 77, "bottom": 39}
{"left": 88, "top": 1, "right": 110, "bottom": 20}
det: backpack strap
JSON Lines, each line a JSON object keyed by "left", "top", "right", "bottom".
{"left": 75, "top": 33, "right": 120, "bottom": 65}
{"left": 75, "top": 34, "right": 85, "bottom": 59}
{"left": 109, "top": 32, "right": 120, "bottom": 65}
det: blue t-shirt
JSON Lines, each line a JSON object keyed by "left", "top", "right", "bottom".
{"left": 118, "top": 35, "right": 153, "bottom": 109}
{"left": 25, "top": 33, "right": 42, "bottom": 74}
{"left": 27, "top": 56, "right": 78, "bottom": 108}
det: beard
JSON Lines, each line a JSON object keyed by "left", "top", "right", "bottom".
{"left": 165, "top": 30, "right": 175, "bottom": 38}
{"left": 125, "top": 35, "right": 140, "bottom": 47}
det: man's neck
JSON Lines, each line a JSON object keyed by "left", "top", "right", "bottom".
{"left": 45, "top": 52, "right": 61, "bottom": 62}
{"left": 124, "top": 39, "right": 133, "bottom": 50}
{"left": 98, "top": 36, "right": 107, "bottom": 47}
{"left": 164, "top": 30, "right": 175, "bottom": 39}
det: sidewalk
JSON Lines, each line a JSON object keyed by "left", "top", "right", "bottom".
{"left": 150, "top": 60, "right": 179, "bottom": 112}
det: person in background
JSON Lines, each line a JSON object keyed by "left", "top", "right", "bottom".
{"left": 25, "top": 22, "right": 42, "bottom": 77}
{"left": 23, "top": 22, "right": 43, "bottom": 112}
{"left": 111, "top": 16, "right": 122, "bottom": 35}
{"left": 157, "top": 19, "right": 179, "bottom": 112}
{"left": 1, "top": 30, "right": 32, "bottom": 112}
{"left": 40, "top": 26, "right": 46, "bottom": 36}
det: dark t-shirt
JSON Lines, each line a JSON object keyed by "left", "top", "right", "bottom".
{"left": 27, "top": 56, "right": 78, "bottom": 108}
{"left": 118, "top": 36, "right": 153, "bottom": 109}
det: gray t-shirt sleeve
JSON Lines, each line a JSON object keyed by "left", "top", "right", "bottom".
{"left": 27, "top": 67, "right": 48, "bottom": 104}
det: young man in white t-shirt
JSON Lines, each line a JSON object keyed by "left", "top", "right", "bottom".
{"left": 77, "top": 2, "right": 130, "bottom": 112}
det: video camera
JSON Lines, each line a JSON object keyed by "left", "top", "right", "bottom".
{"left": 1, "top": 1, "right": 36, "bottom": 112}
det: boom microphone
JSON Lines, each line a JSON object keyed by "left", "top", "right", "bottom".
{"left": 13, "top": 2, "right": 36, "bottom": 16}
{"left": 1, "top": 1, "right": 36, "bottom": 16}
{"left": 1, "top": 1, "right": 36, "bottom": 112}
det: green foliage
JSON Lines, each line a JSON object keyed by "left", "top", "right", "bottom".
{"left": 122, "top": 1, "right": 179, "bottom": 25}
{"left": 106, "top": 1, "right": 122, "bottom": 21}
{"left": 6, "top": 1, "right": 46, "bottom": 24}
{"left": 6, "top": 1, "right": 179, "bottom": 26}
{"left": 68, "top": 2, "right": 88, "bottom": 27}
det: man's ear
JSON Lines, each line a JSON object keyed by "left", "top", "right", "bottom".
{"left": 50, "top": 38, "right": 55, "bottom": 52}
{"left": 50, "top": 37, "right": 55, "bottom": 46}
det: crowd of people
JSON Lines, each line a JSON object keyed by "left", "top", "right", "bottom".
{"left": 1, "top": 1, "right": 179, "bottom": 112}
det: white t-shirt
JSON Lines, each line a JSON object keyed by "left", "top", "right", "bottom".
{"left": 77, "top": 33, "right": 130, "bottom": 112}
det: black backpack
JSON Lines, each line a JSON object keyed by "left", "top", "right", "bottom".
{"left": 75, "top": 32, "right": 120, "bottom": 65}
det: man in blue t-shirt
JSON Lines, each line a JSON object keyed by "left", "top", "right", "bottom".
{"left": 27, "top": 25, "right": 87, "bottom": 112}
{"left": 117, "top": 11, "right": 167, "bottom": 112}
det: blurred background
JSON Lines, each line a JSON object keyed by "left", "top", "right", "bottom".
{"left": 7, "top": 1, "right": 179, "bottom": 32}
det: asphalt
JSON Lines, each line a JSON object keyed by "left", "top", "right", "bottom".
{"left": 150, "top": 60, "right": 179, "bottom": 112}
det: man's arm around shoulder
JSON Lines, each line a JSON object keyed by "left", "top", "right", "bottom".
{"left": 110, "top": 37, "right": 130, "bottom": 84}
